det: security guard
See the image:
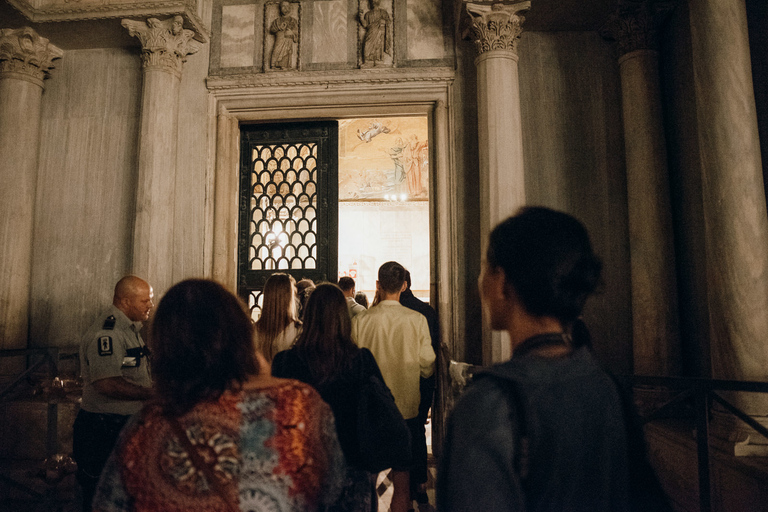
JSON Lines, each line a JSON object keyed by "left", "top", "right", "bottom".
{"left": 72, "top": 275, "right": 154, "bottom": 512}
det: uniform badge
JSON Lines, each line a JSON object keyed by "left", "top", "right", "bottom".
{"left": 98, "top": 336, "right": 113, "bottom": 356}
{"left": 102, "top": 315, "right": 116, "bottom": 330}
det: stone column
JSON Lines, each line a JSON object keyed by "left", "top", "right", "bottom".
{"left": 122, "top": 16, "right": 200, "bottom": 298}
{"left": 689, "top": 0, "right": 768, "bottom": 451}
{"left": 604, "top": 1, "right": 681, "bottom": 378}
{"left": 463, "top": 1, "right": 530, "bottom": 364}
{"left": 0, "top": 28, "right": 62, "bottom": 349}
{"left": 211, "top": 104, "right": 239, "bottom": 292}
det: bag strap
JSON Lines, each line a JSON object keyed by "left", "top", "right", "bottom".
{"left": 167, "top": 416, "right": 239, "bottom": 512}
{"left": 483, "top": 375, "right": 531, "bottom": 484}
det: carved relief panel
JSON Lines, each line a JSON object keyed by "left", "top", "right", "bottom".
{"left": 210, "top": 0, "right": 453, "bottom": 75}
{"left": 357, "top": 0, "right": 394, "bottom": 68}
{"left": 264, "top": 1, "right": 301, "bottom": 71}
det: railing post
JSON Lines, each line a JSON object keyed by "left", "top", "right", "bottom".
{"left": 695, "top": 386, "right": 712, "bottom": 512}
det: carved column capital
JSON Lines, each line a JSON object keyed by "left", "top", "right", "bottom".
{"left": 601, "top": 1, "right": 674, "bottom": 56}
{"left": 0, "top": 27, "right": 63, "bottom": 87}
{"left": 122, "top": 16, "right": 201, "bottom": 78}
{"left": 464, "top": 2, "right": 530, "bottom": 56}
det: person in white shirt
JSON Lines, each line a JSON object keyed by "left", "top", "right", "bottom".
{"left": 351, "top": 261, "right": 435, "bottom": 512}
{"left": 339, "top": 276, "right": 367, "bottom": 318}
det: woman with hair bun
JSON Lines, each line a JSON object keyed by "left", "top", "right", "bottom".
{"left": 438, "top": 207, "right": 643, "bottom": 511}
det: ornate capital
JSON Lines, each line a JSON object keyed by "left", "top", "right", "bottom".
{"left": 601, "top": 0, "right": 674, "bottom": 56}
{"left": 122, "top": 16, "right": 201, "bottom": 77}
{"left": 0, "top": 27, "right": 63, "bottom": 86}
{"left": 464, "top": 2, "right": 530, "bottom": 56}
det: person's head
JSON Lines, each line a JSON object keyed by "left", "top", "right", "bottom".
{"left": 376, "top": 261, "right": 406, "bottom": 298}
{"left": 354, "top": 291, "right": 369, "bottom": 309}
{"left": 404, "top": 270, "right": 412, "bottom": 290}
{"left": 151, "top": 279, "right": 258, "bottom": 416}
{"left": 294, "top": 283, "right": 358, "bottom": 382}
{"left": 171, "top": 15, "right": 183, "bottom": 35}
{"left": 280, "top": 0, "right": 291, "bottom": 15}
{"left": 113, "top": 275, "right": 154, "bottom": 322}
{"left": 255, "top": 273, "right": 297, "bottom": 356}
{"left": 338, "top": 276, "right": 356, "bottom": 297}
{"left": 480, "top": 206, "right": 602, "bottom": 331}
{"left": 295, "top": 278, "right": 315, "bottom": 318}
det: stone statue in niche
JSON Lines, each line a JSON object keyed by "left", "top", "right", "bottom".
{"left": 358, "top": 0, "right": 392, "bottom": 68}
{"left": 269, "top": 1, "right": 299, "bottom": 70}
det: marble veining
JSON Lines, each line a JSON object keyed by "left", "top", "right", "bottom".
{"left": 221, "top": 4, "right": 257, "bottom": 68}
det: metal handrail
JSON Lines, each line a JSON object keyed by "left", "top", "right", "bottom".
{"left": 0, "top": 348, "right": 63, "bottom": 509}
{"left": 632, "top": 375, "right": 768, "bottom": 512}
{"left": 0, "top": 348, "right": 59, "bottom": 401}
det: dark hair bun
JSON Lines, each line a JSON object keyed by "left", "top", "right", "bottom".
{"left": 488, "top": 207, "right": 602, "bottom": 322}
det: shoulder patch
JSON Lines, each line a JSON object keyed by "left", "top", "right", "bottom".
{"left": 102, "top": 315, "right": 116, "bottom": 330}
{"left": 98, "top": 336, "right": 113, "bottom": 356}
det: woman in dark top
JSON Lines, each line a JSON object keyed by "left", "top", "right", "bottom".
{"left": 272, "top": 283, "right": 387, "bottom": 512}
{"left": 438, "top": 207, "right": 647, "bottom": 512}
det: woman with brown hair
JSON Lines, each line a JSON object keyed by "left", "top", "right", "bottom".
{"left": 255, "top": 272, "right": 301, "bottom": 361}
{"left": 93, "top": 279, "right": 344, "bottom": 512}
{"left": 272, "top": 283, "right": 409, "bottom": 512}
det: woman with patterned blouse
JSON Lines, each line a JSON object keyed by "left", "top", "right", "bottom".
{"left": 93, "top": 279, "right": 345, "bottom": 512}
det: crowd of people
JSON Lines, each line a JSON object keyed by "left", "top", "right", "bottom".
{"left": 73, "top": 206, "right": 668, "bottom": 512}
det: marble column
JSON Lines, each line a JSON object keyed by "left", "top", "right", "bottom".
{"left": 211, "top": 104, "right": 239, "bottom": 292}
{"left": 605, "top": 2, "right": 681, "bottom": 378}
{"left": 122, "top": 16, "right": 200, "bottom": 298}
{"left": 0, "top": 28, "right": 62, "bottom": 349}
{"left": 689, "top": 0, "right": 768, "bottom": 451}
{"left": 464, "top": 1, "right": 530, "bottom": 364}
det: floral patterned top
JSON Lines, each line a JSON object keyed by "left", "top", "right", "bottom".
{"left": 93, "top": 380, "right": 345, "bottom": 512}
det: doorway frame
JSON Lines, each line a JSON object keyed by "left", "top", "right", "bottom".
{"left": 205, "top": 67, "right": 459, "bottom": 449}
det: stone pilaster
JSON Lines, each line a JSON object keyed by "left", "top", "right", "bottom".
{"left": 603, "top": 1, "right": 681, "bottom": 378}
{"left": 689, "top": 0, "right": 768, "bottom": 453}
{"left": 122, "top": 16, "right": 200, "bottom": 298}
{"left": 212, "top": 104, "right": 239, "bottom": 291}
{"left": 463, "top": 1, "right": 530, "bottom": 364}
{"left": 0, "top": 28, "right": 62, "bottom": 349}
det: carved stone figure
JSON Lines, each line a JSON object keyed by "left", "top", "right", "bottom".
{"left": 359, "top": 0, "right": 392, "bottom": 67}
{"left": 270, "top": 1, "right": 299, "bottom": 70}
{"left": 121, "top": 16, "right": 200, "bottom": 77}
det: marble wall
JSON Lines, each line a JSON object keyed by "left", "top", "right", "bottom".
{"left": 488, "top": 31, "right": 632, "bottom": 374}
{"left": 30, "top": 48, "right": 141, "bottom": 349}
{"left": 447, "top": 29, "right": 632, "bottom": 371}
{"left": 28, "top": 41, "right": 211, "bottom": 349}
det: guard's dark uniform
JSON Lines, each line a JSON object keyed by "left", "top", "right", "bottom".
{"left": 73, "top": 305, "right": 151, "bottom": 512}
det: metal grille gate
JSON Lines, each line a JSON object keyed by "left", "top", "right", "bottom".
{"left": 238, "top": 121, "right": 338, "bottom": 317}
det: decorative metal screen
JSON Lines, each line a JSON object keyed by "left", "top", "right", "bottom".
{"left": 238, "top": 122, "right": 338, "bottom": 316}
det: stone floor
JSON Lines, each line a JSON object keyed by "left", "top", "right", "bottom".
{"left": 0, "top": 459, "right": 79, "bottom": 512}
{"left": 0, "top": 459, "right": 439, "bottom": 512}
{"left": 375, "top": 457, "right": 437, "bottom": 512}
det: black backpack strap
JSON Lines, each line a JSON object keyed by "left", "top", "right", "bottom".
{"left": 479, "top": 374, "right": 531, "bottom": 485}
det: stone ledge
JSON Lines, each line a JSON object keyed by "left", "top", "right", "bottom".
{"left": 206, "top": 66, "right": 456, "bottom": 91}
{"left": 5, "top": 0, "right": 209, "bottom": 43}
